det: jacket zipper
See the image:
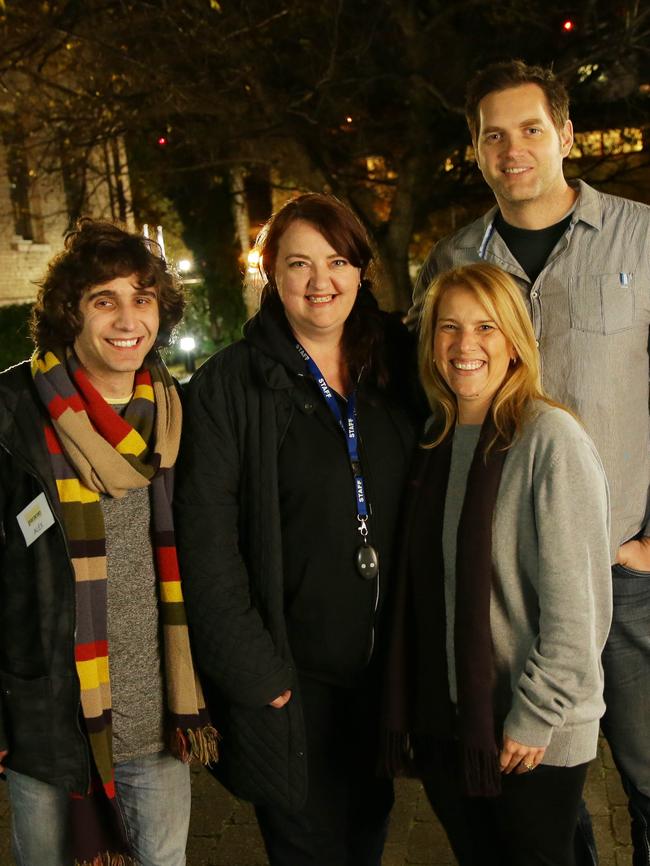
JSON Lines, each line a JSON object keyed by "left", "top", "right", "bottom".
{"left": 0, "top": 438, "right": 92, "bottom": 792}
{"left": 366, "top": 576, "right": 380, "bottom": 663}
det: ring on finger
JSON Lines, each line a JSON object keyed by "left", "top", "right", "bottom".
{"left": 523, "top": 761, "right": 535, "bottom": 771}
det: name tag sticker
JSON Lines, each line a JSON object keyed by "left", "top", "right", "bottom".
{"left": 17, "top": 493, "right": 55, "bottom": 547}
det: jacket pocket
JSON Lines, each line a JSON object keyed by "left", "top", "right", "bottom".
{"left": 0, "top": 672, "right": 54, "bottom": 776}
{"left": 569, "top": 272, "right": 636, "bottom": 334}
{"left": 211, "top": 699, "right": 307, "bottom": 811}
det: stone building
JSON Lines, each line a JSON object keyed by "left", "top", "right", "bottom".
{"left": 0, "top": 124, "right": 133, "bottom": 306}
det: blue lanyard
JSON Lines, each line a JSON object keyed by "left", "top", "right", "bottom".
{"left": 295, "top": 343, "right": 370, "bottom": 537}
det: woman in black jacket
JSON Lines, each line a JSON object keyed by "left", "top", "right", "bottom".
{"left": 175, "top": 193, "right": 419, "bottom": 866}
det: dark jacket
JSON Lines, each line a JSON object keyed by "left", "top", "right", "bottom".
{"left": 0, "top": 361, "right": 90, "bottom": 791}
{"left": 175, "top": 299, "right": 419, "bottom": 811}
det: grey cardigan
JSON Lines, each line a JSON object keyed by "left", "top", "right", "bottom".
{"left": 449, "top": 403, "right": 612, "bottom": 767}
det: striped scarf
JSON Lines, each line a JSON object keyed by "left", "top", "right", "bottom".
{"left": 32, "top": 347, "right": 218, "bottom": 866}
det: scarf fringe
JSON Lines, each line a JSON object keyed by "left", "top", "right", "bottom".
{"left": 380, "top": 730, "right": 415, "bottom": 778}
{"left": 174, "top": 724, "right": 220, "bottom": 766}
{"left": 462, "top": 745, "right": 502, "bottom": 798}
{"left": 75, "top": 854, "right": 138, "bottom": 866}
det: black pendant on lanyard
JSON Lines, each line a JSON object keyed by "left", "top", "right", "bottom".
{"left": 356, "top": 517, "right": 379, "bottom": 580}
{"left": 295, "top": 342, "right": 380, "bottom": 580}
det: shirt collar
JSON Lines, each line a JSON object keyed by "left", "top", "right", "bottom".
{"left": 570, "top": 180, "right": 603, "bottom": 231}
{"left": 470, "top": 179, "right": 603, "bottom": 257}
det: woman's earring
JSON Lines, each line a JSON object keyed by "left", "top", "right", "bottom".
{"left": 510, "top": 356, "right": 518, "bottom": 366}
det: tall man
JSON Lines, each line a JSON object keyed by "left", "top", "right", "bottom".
{"left": 413, "top": 61, "right": 650, "bottom": 864}
{"left": 0, "top": 220, "right": 217, "bottom": 866}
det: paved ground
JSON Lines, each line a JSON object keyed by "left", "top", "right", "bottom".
{"left": 0, "top": 738, "right": 632, "bottom": 865}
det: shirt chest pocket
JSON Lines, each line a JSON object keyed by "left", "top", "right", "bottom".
{"left": 569, "top": 272, "right": 636, "bottom": 334}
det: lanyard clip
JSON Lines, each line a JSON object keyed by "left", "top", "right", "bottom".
{"left": 357, "top": 515, "right": 368, "bottom": 538}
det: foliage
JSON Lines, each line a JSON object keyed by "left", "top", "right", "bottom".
{"left": 1, "top": 0, "right": 649, "bottom": 310}
{"left": 0, "top": 303, "right": 33, "bottom": 370}
{"left": 127, "top": 140, "right": 244, "bottom": 349}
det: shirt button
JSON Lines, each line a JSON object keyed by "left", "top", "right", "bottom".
{"left": 531, "top": 291, "right": 539, "bottom": 299}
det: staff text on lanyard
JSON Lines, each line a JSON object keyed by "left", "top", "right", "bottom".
{"left": 295, "top": 342, "right": 378, "bottom": 579}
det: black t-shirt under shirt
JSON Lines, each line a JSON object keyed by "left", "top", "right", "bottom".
{"left": 494, "top": 211, "right": 572, "bottom": 283}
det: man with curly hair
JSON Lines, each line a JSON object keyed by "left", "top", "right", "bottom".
{"left": 0, "top": 219, "right": 217, "bottom": 866}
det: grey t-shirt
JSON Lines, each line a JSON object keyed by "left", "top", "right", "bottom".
{"left": 102, "top": 484, "right": 165, "bottom": 764}
{"left": 442, "top": 424, "right": 482, "bottom": 705}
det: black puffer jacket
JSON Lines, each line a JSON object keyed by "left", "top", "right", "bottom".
{"left": 175, "top": 299, "right": 420, "bottom": 812}
{"left": 0, "top": 362, "right": 90, "bottom": 791}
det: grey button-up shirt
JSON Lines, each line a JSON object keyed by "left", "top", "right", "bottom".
{"left": 413, "top": 180, "right": 650, "bottom": 558}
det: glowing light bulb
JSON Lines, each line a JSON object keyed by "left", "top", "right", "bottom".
{"left": 247, "top": 249, "right": 261, "bottom": 273}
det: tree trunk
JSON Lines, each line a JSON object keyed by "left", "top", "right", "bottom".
{"left": 230, "top": 166, "right": 258, "bottom": 318}
{"left": 372, "top": 151, "right": 426, "bottom": 314}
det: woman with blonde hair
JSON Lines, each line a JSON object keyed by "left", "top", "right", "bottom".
{"left": 385, "top": 262, "right": 612, "bottom": 866}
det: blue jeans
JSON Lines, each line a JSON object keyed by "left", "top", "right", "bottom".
{"left": 601, "top": 563, "right": 650, "bottom": 866}
{"left": 6, "top": 750, "right": 191, "bottom": 866}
